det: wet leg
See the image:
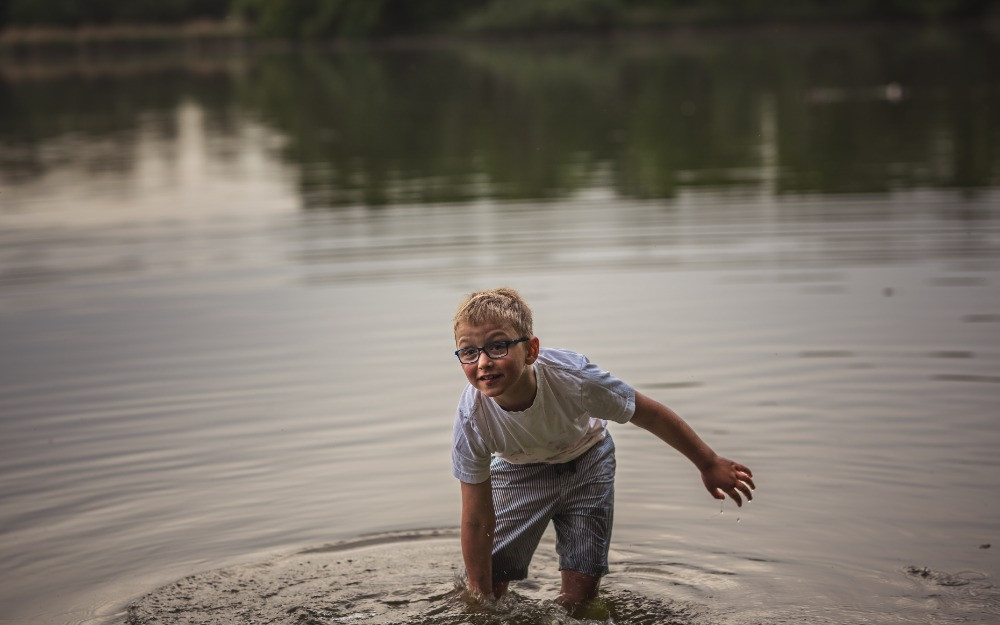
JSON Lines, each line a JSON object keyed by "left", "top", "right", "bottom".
{"left": 557, "top": 569, "right": 600, "bottom": 615}
{"left": 492, "top": 580, "right": 509, "bottom": 598}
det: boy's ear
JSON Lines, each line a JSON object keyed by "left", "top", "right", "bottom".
{"left": 525, "top": 336, "right": 540, "bottom": 364}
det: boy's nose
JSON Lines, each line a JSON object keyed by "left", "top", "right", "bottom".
{"left": 477, "top": 351, "right": 495, "bottom": 366}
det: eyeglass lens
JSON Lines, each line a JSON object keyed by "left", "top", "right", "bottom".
{"left": 458, "top": 342, "right": 508, "bottom": 363}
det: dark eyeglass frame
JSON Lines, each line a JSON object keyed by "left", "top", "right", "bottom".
{"left": 455, "top": 337, "right": 529, "bottom": 364}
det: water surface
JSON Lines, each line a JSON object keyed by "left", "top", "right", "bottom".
{"left": 1, "top": 25, "right": 999, "bottom": 625}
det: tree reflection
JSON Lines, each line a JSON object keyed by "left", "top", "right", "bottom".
{"left": 236, "top": 27, "right": 1000, "bottom": 207}
{"left": 1, "top": 26, "right": 997, "bottom": 206}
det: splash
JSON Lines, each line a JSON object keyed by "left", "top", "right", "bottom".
{"left": 126, "top": 530, "right": 700, "bottom": 625}
{"left": 900, "top": 565, "right": 1000, "bottom": 623}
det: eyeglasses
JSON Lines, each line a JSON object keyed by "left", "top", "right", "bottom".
{"left": 455, "top": 337, "right": 529, "bottom": 364}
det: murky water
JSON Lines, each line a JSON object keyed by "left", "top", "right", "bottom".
{"left": 2, "top": 25, "right": 999, "bottom": 625}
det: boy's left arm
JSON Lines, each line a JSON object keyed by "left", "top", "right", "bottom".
{"left": 630, "top": 391, "right": 755, "bottom": 506}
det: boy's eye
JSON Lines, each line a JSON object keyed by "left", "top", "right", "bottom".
{"left": 456, "top": 338, "right": 523, "bottom": 364}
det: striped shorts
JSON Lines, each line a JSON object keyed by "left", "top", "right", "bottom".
{"left": 489, "top": 433, "right": 616, "bottom": 583}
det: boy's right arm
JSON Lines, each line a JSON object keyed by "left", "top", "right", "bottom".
{"left": 460, "top": 478, "right": 495, "bottom": 597}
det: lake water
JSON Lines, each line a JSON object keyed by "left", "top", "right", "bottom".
{"left": 1, "top": 24, "right": 999, "bottom": 625}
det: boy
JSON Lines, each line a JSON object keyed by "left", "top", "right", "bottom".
{"left": 451, "top": 287, "right": 755, "bottom": 614}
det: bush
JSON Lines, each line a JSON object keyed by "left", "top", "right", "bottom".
{"left": 233, "top": 0, "right": 487, "bottom": 38}
{"left": 4, "top": 0, "right": 230, "bottom": 26}
{"left": 460, "top": 0, "right": 622, "bottom": 33}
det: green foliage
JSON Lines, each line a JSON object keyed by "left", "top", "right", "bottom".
{"left": 4, "top": 0, "right": 229, "bottom": 26}
{"left": 232, "top": 0, "right": 488, "bottom": 38}
{"left": 460, "top": 0, "right": 622, "bottom": 33}
{"left": 619, "top": 0, "right": 1000, "bottom": 21}
{"left": 2, "top": 0, "right": 998, "bottom": 35}
{"left": 233, "top": 0, "right": 354, "bottom": 38}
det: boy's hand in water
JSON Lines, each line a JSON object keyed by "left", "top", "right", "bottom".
{"left": 701, "top": 456, "right": 755, "bottom": 506}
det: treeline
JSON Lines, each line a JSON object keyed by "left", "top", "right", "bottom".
{"left": 0, "top": 0, "right": 229, "bottom": 27}
{"left": 1, "top": 0, "right": 998, "bottom": 35}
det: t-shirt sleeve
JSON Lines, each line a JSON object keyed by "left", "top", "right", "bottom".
{"left": 581, "top": 359, "right": 636, "bottom": 424}
{"left": 451, "top": 402, "right": 492, "bottom": 484}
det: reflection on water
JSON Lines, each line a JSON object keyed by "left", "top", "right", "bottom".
{"left": 1, "top": 23, "right": 1000, "bottom": 625}
{"left": 2, "top": 25, "right": 998, "bottom": 211}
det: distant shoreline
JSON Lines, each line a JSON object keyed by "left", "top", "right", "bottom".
{"left": 0, "top": 19, "right": 249, "bottom": 48}
{"left": 1, "top": 15, "right": 996, "bottom": 51}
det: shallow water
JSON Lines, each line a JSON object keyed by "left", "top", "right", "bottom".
{"left": 125, "top": 528, "right": 1000, "bottom": 625}
{"left": 125, "top": 531, "right": 724, "bottom": 625}
{"left": 2, "top": 25, "right": 1000, "bottom": 625}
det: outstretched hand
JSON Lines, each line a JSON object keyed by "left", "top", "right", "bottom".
{"left": 701, "top": 456, "right": 755, "bottom": 506}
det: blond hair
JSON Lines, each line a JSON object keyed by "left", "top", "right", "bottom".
{"left": 453, "top": 287, "right": 533, "bottom": 339}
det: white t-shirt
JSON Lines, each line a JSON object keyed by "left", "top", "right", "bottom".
{"left": 451, "top": 347, "right": 636, "bottom": 484}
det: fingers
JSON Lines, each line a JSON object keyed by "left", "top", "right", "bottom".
{"left": 723, "top": 487, "right": 743, "bottom": 507}
{"left": 706, "top": 459, "right": 756, "bottom": 508}
{"left": 736, "top": 479, "right": 753, "bottom": 503}
{"left": 714, "top": 485, "right": 745, "bottom": 506}
{"left": 718, "top": 484, "right": 750, "bottom": 507}
{"left": 724, "top": 470, "right": 755, "bottom": 507}
{"left": 734, "top": 468, "right": 755, "bottom": 496}
{"left": 733, "top": 462, "right": 755, "bottom": 496}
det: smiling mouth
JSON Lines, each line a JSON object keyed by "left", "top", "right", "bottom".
{"left": 479, "top": 374, "right": 501, "bottom": 382}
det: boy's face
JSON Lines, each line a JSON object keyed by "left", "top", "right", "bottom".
{"left": 454, "top": 321, "right": 539, "bottom": 411}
